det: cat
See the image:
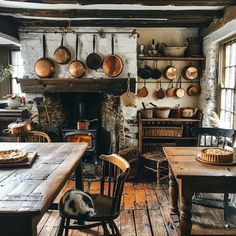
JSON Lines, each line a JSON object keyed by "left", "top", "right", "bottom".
{"left": 61, "top": 189, "right": 96, "bottom": 217}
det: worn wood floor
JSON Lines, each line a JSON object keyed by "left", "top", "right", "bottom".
{"left": 38, "top": 179, "right": 236, "bottom": 236}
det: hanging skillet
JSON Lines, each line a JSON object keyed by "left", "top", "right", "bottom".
{"left": 35, "top": 35, "right": 55, "bottom": 78}
{"left": 102, "top": 34, "right": 123, "bottom": 77}
{"left": 53, "top": 34, "right": 71, "bottom": 65}
{"left": 69, "top": 34, "right": 86, "bottom": 78}
{"left": 86, "top": 35, "right": 102, "bottom": 70}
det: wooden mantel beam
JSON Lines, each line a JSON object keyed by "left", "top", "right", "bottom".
{"left": 5, "top": 0, "right": 236, "bottom": 6}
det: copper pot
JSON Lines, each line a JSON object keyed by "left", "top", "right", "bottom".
{"left": 77, "top": 119, "right": 98, "bottom": 130}
{"left": 3, "top": 118, "right": 32, "bottom": 135}
{"left": 35, "top": 35, "right": 55, "bottom": 78}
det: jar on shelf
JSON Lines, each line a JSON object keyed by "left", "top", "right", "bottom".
{"left": 186, "top": 37, "right": 202, "bottom": 56}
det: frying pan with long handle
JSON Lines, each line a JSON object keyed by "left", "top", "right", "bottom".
{"left": 35, "top": 35, "right": 55, "bottom": 78}
{"left": 137, "top": 80, "right": 148, "bottom": 97}
{"left": 102, "top": 34, "right": 123, "bottom": 77}
{"left": 175, "top": 77, "right": 185, "bottom": 98}
{"left": 53, "top": 34, "right": 71, "bottom": 65}
{"left": 86, "top": 35, "right": 102, "bottom": 70}
{"left": 69, "top": 34, "right": 86, "bottom": 78}
{"left": 166, "top": 80, "right": 176, "bottom": 97}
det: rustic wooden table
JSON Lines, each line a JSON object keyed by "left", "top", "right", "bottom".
{"left": 163, "top": 147, "right": 236, "bottom": 236}
{"left": 0, "top": 142, "right": 87, "bottom": 236}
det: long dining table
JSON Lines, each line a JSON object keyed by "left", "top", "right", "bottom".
{"left": 163, "top": 146, "right": 236, "bottom": 236}
{"left": 0, "top": 142, "right": 87, "bottom": 236}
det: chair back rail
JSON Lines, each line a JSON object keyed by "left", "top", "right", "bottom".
{"left": 99, "top": 154, "right": 130, "bottom": 214}
{"left": 191, "top": 127, "right": 235, "bottom": 148}
{"left": 18, "top": 130, "right": 51, "bottom": 143}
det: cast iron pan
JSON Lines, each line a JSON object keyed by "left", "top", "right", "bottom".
{"left": 86, "top": 35, "right": 102, "bottom": 70}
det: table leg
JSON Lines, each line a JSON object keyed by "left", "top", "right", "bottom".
{"left": 169, "top": 166, "right": 179, "bottom": 215}
{"left": 75, "top": 159, "right": 84, "bottom": 191}
{"left": 0, "top": 216, "right": 37, "bottom": 236}
{"left": 179, "top": 192, "right": 193, "bottom": 236}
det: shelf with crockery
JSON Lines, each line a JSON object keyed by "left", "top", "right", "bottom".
{"left": 137, "top": 56, "right": 205, "bottom": 61}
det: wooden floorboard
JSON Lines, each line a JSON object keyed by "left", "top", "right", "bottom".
{"left": 39, "top": 179, "right": 236, "bottom": 236}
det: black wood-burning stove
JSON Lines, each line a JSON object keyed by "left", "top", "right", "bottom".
{"left": 62, "top": 128, "right": 98, "bottom": 164}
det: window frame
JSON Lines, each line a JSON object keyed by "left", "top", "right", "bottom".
{"left": 218, "top": 37, "right": 236, "bottom": 130}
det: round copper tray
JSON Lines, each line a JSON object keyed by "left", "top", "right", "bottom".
{"left": 196, "top": 154, "right": 236, "bottom": 166}
{"left": 0, "top": 149, "right": 28, "bottom": 164}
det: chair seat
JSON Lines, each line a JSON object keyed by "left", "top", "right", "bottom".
{"left": 142, "top": 151, "right": 167, "bottom": 162}
{"left": 59, "top": 193, "right": 119, "bottom": 221}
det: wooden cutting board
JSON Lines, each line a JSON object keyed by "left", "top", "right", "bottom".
{"left": 0, "top": 152, "right": 37, "bottom": 168}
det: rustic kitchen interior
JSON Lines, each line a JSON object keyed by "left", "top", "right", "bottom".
{"left": 0, "top": 1, "right": 236, "bottom": 236}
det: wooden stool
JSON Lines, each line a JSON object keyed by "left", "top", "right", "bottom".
{"left": 142, "top": 151, "right": 168, "bottom": 184}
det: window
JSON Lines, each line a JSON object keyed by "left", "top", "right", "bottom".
{"left": 219, "top": 39, "right": 236, "bottom": 129}
{"left": 10, "top": 50, "right": 24, "bottom": 95}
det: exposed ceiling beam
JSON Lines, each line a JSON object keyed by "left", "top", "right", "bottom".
{"left": 0, "top": 16, "right": 19, "bottom": 39}
{"left": 0, "top": 8, "right": 223, "bottom": 19}
{"left": 18, "top": 19, "right": 210, "bottom": 28}
{"left": 5, "top": 0, "right": 236, "bottom": 6}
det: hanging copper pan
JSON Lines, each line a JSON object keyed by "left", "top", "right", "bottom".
{"left": 102, "top": 34, "right": 123, "bottom": 77}
{"left": 182, "top": 64, "right": 199, "bottom": 80}
{"left": 163, "top": 62, "right": 177, "bottom": 81}
{"left": 187, "top": 82, "right": 201, "bottom": 96}
{"left": 175, "top": 77, "right": 185, "bottom": 98}
{"left": 53, "top": 34, "right": 71, "bottom": 65}
{"left": 69, "top": 34, "right": 86, "bottom": 78}
{"left": 35, "top": 35, "right": 55, "bottom": 78}
{"left": 166, "top": 81, "right": 176, "bottom": 97}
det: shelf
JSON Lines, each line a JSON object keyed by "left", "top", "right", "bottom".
{"left": 142, "top": 137, "right": 198, "bottom": 140}
{"left": 141, "top": 118, "right": 201, "bottom": 122}
{"left": 19, "top": 78, "right": 136, "bottom": 94}
{"left": 138, "top": 56, "right": 205, "bottom": 61}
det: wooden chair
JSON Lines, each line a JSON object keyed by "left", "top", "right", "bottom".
{"left": 18, "top": 130, "right": 51, "bottom": 142}
{"left": 191, "top": 127, "right": 235, "bottom": 227}
{"left": 57, "top": 153, "right": 130, "bottom": 236}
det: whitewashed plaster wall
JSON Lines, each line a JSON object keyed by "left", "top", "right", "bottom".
{"left": 201, "top": 19, "right": 236, "bottom": 127}
{"left": 136, "top": 28, "right": 200, "bottom": 110}
{"left": 19, "top": 27, "right": 137, "bottom": 80}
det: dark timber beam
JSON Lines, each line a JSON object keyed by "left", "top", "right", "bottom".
{"left": 0, "top": 16, "right": 19, "bottom": 39}
{"left": 5, "top": 0, "right": 236, "bottom": 6}
{"left": 0, "top": 8, "right": 223, "bottom": 19}
{"left": 18, "top": 19, "right": 210, "bottom": 28}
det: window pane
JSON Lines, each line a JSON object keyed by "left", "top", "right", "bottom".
{"left": 220, "top": 39, "right": 236, "bottom": 129}
{"left": 11, "top": 51, "right": 24, "bottom": 95}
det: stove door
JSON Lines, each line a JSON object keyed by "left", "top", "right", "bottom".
{"left": 64, "top": 131, "right": 93, "bottom": 149}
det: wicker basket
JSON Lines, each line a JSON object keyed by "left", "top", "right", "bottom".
{"left": 143, "top": 126, "right": 183, "bottom": 137}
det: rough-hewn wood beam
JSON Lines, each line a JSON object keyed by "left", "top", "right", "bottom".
{"left": 0, "top": 8, "right": 223, "bottom": 19}
{"left": 0, "top": 16, "right": 19, "bottom": 39}
{"left": 19, "top": 19, "right": 209, "bottom": 28}
{"left": 5, "top": 0, "right": 236, "bottom": 6}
